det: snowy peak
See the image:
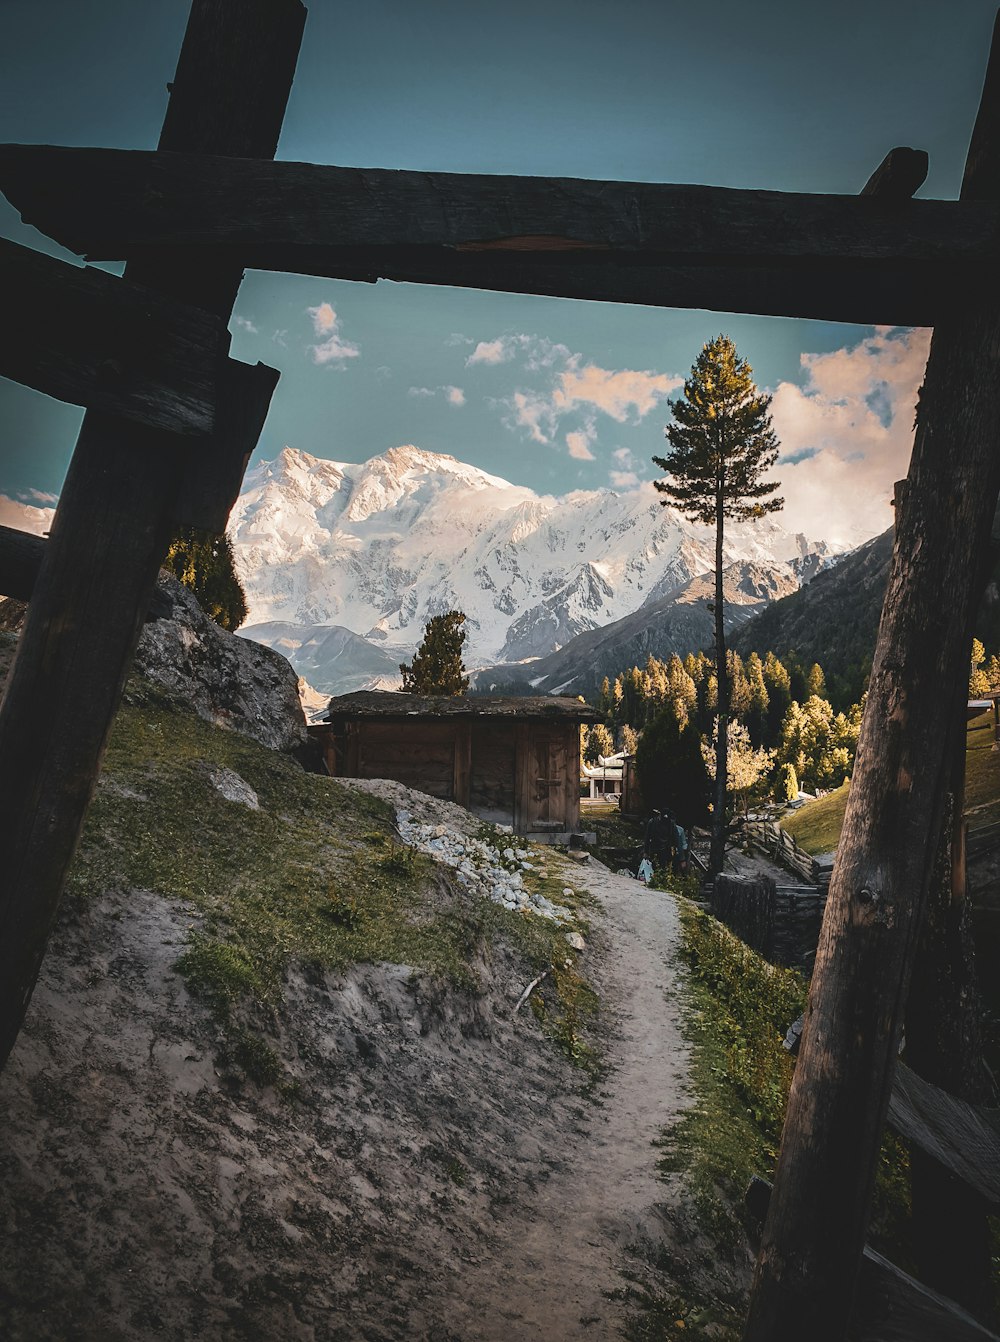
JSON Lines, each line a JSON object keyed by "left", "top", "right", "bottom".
{"left": 231, "top": 445, "right": 840, "bottom": 690}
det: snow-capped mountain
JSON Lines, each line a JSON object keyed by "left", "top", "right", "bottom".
{"left": 230, "top": 445, "right": 839, "bottom": 691}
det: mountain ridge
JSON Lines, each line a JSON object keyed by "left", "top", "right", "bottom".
{"left": 230, "top": 446, "right": 841, "bottom": 693}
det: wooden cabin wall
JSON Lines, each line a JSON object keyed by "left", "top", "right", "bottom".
{"left": 469, "top": 722, "right": 516, "bottom": 823}
{"left": 358, "top": 721, "right": 456, "bottom": 799}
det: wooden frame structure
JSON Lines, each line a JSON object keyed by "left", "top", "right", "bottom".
{"left": 3, "top": 3, "right": 1000, "bottom": 1338}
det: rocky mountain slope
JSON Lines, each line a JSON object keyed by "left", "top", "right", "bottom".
{"left": 731, "top": 528, "right": 894, "bottom": 707}
{"left": 474, "top": 560, "right": 798, "bottom": 694}
{"left": 230, "top": 446, "right": 837, "bottom": 693}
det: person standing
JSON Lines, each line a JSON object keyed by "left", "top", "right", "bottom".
{"left": 643, "top": 808, "right": 674, "bottom": 873}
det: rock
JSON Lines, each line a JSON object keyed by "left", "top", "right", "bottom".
{"left": 564, "top": 932, "right": 586, "bottom": 952}
{"left": 134, "top": 574, "right": 307, "bottom": 754}
{"left": 207, "top": 767, "right": 260, "bottom": 810}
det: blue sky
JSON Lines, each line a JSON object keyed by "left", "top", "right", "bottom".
{"left": 1, "top": 0, "right": 995, "bottom": 545}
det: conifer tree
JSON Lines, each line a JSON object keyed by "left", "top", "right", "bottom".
{"left": 164, "top": 526, "right": 248, "bottom": 631}
{"left": 653, "top": 335, "right": 782, "bottom": 873}
{"left": 585, "top": 722, "right": 615, "bottom": 763}
{"left": 400, "top": 611, "right": 470, "bottom": 695}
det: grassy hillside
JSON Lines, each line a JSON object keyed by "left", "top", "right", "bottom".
{"left": 781, "top": 711, "right": 1000, "bottom": 858}
{"left": 69, "top": 677, "right": 597, "bottom": 1076}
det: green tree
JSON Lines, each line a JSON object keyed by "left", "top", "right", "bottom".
{"left": 970, "top": 637, "right": 991, "bottom": 696}
{"left": 620, "top": 723, "right": 639, "bottom": 755}
{"left": 806, "top": 662, "right": 827, "bottom": 699}
{"left": 400, "top": 611, "right": 470, "bottom": 695}
{"left": 702, "top": 720, "right": 776, "bottom": 821}
{"left": 164, "top": 526, "right": 248, "bottom": 631}
{"left": 585, "top": 722, "right": 615, "bottom": 763}
{"left": 653, "top": 335, "right": 782, "bottom": 873}
{"left": 762, "top": 652, "right": 792, "bottom": 744}
{"left": 635, "top": 707, "right": 711, "bottom": 829}
{"left": 744, "top": 651, "right": 770, "bottom": 746}
{"left": 781, "top": 762, "right": 799, "bottom": 803}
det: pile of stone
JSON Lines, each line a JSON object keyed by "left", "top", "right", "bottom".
{"left": 395, "top": 810, "right": 572, "bottom": 923}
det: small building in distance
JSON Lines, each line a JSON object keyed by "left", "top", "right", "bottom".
{"left": 310, "top": 691, "right": 599, "bottom": 840}
{"left": 581, "top": 752, "right": 625, "bottom": 801}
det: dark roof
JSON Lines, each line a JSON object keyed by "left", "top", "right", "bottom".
{"left": 317, "top": 690, "right": 600, "bottom": 722}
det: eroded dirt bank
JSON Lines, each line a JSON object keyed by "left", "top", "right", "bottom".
{"left": 0, "top": 789, "right": 689, "bottom": 1342}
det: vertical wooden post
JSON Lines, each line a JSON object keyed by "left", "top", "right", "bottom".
{"left": 743, "top": 15, "right": 1000, "bottom": 1339}
{"left": 0, "top": 0, "right": 305, "bottom": 1073}
{"left": 453, "top": 720, "right": 472, "bottom": 808}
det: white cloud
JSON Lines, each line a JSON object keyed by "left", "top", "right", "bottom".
{"left": 0, "top": 494, "right": 55, "bottom": 535}
{"left": 481, "top": 334, "right": 681, "bottom": 462}
{"left": 770, "top": 327, "right": 930, "bottom": 546}
{"left": 508, "top": 391, "right": 552, "bottom": 444}
{"left": 566, "top": 431, "right": 595, "bottom": 461}
{"left": 554, "top": 364, "right": 681, "bottom": 422}
{"left": 613, "top": 447, "right": 635, "bottom": 466}
{"left": 609, "top": 470, "right": 640, "bottom": 489}
{"left": 467, "top": 338, "right": 509, "bottom": 366}
{"left": 233, "top": 315, "right": 258, "bottom": 334}
{"left": 467, "top": 333, "right": 571, "bottom": 370}
{"left": 306, "top": 303, "right": 360, "bottom": 363}
{"left": 409, "top": 384, "right": 466, "bottom": 406}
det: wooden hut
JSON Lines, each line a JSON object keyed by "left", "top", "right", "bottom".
{"left": 309, "top": 691, "right": 599, "bottom": 840}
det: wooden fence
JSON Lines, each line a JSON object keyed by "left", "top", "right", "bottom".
{"left": 743, "top": 817, "right": 835, "bottom": 889}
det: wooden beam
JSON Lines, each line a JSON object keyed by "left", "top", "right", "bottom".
{"left": 861, "top": 147, "right": 929, "bottom": 199}
{"left": 0, "top": 0, "right": 305, "bottom": 1074}
{"left": 742, "top": 14, "right": 1000, "bottom": 1341}
{"left": 745, "top": 1179, "right": 1000, "bottom": 1342}
{"left": 1, "top": 146, "right": 994, "bottom": 326}
{"left": 172, "top": 357, "right": 279, "bottom": 532}
{"left": 888, "top": 1062, "right": 1000, "bottom": 1212}
{"left": 0, "top": 238, "right": 224, "bottom": 435}
{"left": 0, "top": 526, "right": 46, "bottom": 603}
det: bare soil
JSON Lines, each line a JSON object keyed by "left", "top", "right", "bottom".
{"left": 0, "top": 786, "right": 690, "bottom": 1342}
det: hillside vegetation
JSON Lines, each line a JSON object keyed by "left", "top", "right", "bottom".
{"left": 782, "top": 711, "right": 1000, "bottom": 856}
{"left": 0, "top": 672, "right": 606, "bottom": 1341}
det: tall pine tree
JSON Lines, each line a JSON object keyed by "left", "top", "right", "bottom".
{"left": 400, "top": 611, "right": 470, "bottom": 695}
{"left": 164, "top": 526, "right": 248, "bottom": 631}
{"left": 653, "top": 335, "right": 782, "bottom": 874}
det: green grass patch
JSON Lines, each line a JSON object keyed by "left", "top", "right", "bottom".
{"left": 965, "top": 710, "right": 1000, "bottom": 830}
{"left": 661, "top": 901, "right": 806, "bottom": 1242}
{"left": 782, "top": 713, "right": 1000, "bottom": 856}
{"left": 780, "top": 780, "right": 848, "bottom": 856}
{"left": 621, "top": 895, "right": 913, "bottom": 1340}
{"left": 66, "top": 681, "right": 598, "bottom": 1082}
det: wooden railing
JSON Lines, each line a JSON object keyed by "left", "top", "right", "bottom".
{"left": 743, "top": 817, "right": 835, "bottom": 888}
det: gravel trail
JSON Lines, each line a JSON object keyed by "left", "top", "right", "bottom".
{"left": 424, "top": 862, "right": 690, "bottom": 1341}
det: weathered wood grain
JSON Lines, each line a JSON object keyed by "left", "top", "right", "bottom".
{"left": 861, "top": 147, "right": 929, "bottom": 199}
{"left": 3, "top": 145, "right": 985, "bottom": 264}
{"left": 888, "top": 1061, "right": 1000, "bottom": 1210}
{"left": 1, "top": 145, "right": 995, "bottom": 326}
{"left": 743, "top": 14, "right": 1000, "bottom": 1341}
{"left": 172, "top": 356, "right": 279, "bottom": 532}
{"left": 0, "top": 0, "right": 305, "bottom": 1073}
{"left": 745, "top": 1179, "right": 1000, "bottom": 1342}
{"left": 0, "top": 238, "right": 222, "bottom": 434}
{"left": 0, "top": 525, "right": 46, "bottom": 603}
{"left": 712, "top": 875, "right": 776, "bottom": 958}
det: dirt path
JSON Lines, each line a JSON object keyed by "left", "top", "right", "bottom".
{"left": 424, "top": 864, "right": 690, "bottom": 1341}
